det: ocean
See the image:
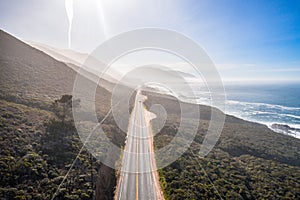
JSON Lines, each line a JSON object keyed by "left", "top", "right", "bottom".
{"left": 220, "top": 83, "right": 300, "bottom": 139}
{"left": 148, "top": 82, "right": 300, "bottom": 139}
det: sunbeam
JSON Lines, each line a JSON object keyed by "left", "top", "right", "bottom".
{"left": 95, "top": 0, "right": 109, "bottom": 39}
{"left": 65, "top": 0, "right": 74, "bottom": 48}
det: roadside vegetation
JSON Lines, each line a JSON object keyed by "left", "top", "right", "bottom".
{"left": 145, "top": 91, "right": 300, "bottom": 200}
{"left": 0, "top": 96, "right": 99, "bottom": 199}
{"left": 1, "top": 90, "right": 299, "bottom": 199}
{"left": 0, "top": 92, "right": 126, "bottom": 199}
{"left": 0, "top": 30, "right": 125, "bottom": 199}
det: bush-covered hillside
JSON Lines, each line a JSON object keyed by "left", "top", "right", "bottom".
{"left": 0, "top": 99, "right": 100, "bottom": 199}
{"left": 145, "top": 92, "right": 300, "bottom": 200}
{"left": 0, "top": 29, "right": 128, "bottom": 199}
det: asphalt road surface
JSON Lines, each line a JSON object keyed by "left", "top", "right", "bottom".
{"left": 115, "top": 91, "right": 159, "bottom": 200}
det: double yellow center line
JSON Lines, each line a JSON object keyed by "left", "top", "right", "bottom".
{"left": 135, "top": 99, "right": 140, "bottom": 200}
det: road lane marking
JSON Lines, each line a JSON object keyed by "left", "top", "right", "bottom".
{"left": 136, "top": 100, "right": 139, "bottom": 200}
{"left": 117, "top": 91, "right": 163, "bottom": 200}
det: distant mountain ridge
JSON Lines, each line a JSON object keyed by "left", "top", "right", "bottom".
{"left": 28, "top": 41, "right": 121, "bottom": 83}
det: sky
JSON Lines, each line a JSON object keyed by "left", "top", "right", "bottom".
{"left": 0, "top": 0, "right": 300, "bottom": 83}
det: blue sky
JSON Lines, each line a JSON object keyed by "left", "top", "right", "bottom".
{"left": 0, "top": 0, "right": 300, "bottom": 82}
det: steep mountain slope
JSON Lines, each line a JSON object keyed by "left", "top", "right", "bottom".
{"left": 0, "top": 30, "right": 75, "bottom": 102}
{"left": 0, "top": 30, "right": 123, "bottom": 199}
{"left": 0, "top": 30, "right": 111, "bottom": 114}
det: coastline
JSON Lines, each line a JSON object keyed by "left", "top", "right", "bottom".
{"left": 225, "top": 111, "right": 300, "bottom": 140}
{"left": 149, "top": 88, "right": 300, "bottom": 140}
{"left": 222, "top": 102, "right": 300, "bottom": 140}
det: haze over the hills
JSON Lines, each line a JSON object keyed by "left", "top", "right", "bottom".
{"left": 0, "top": 29, "right": 113, "bottom": 114}
{"left": 28, "top": 41, "right": 121, "bottom": 84}
{"left": 1, "top": 0, "right": 299, "bottom": 82}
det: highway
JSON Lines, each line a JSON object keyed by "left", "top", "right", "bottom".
{"left": 115, "top": 91, "right": 162, "bottom": 200}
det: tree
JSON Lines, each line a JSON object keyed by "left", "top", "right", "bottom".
{"left": 52, "top": 94, "right": 80, "bottom": 125}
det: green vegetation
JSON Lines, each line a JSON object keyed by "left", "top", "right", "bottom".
{"left": 1, "top": 89, "right": 300, "bottom": 199}
{"left": 145, "top": 92, "right": 300, "bottom": 200}
{"left": 0, "top": 90, "right": 127, "bottom": 199}
{"left": 1, "top": 28, "right": 299, "bottom": 199}
{"left": 0, "top": 97, "right": 100, "bottom": 199}
{"left": 0, "top": 30, "right": 123, "bottom": 199}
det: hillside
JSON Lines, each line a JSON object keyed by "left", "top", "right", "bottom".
{"left": 0, "top": 30, "right": 123, "bottom": 199}
{"left": 0, "top": 29, "right": 299, "bottom": 199}
{"left": 0, "top": 30, "right": 112, "bottom": 115}
{"left": 0, "top": 30, "right": 75, "bottom": 105}
{"left": 144, "top": 92, "right": 300, "bottom": 199}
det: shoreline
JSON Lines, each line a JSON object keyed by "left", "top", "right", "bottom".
{"left": 225, "top": 111, "right": 300, "bottom": 140}
{"left": 157, "top": 90, "right": 300, "bottom": 140}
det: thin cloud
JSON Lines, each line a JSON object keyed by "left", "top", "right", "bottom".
{"left": 248, "top": 68, "right": 300, "bottom": 72}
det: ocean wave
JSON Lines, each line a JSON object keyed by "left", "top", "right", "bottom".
{"left": 158, "top": 90, "right": 300, "bottom": 139}
{"left": 278, "top": 113, "right": 300, "bottom": 120}
{"left": 244, "top": 112, "right": 300, "bottom": 121}
{"left": 223, "top": 100, "right": 300, "bottom": 139}
{"left": 225, "top": 111, "right": 300, "bottom": 139}
{"left": 251, "top": 111, "right": 278, "bottom": 115}
{"left": 226, "top": 100, "right": 300, "bottom": 111}
{"left": 269, "top": 124, "right": 300, "bottom": 139}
